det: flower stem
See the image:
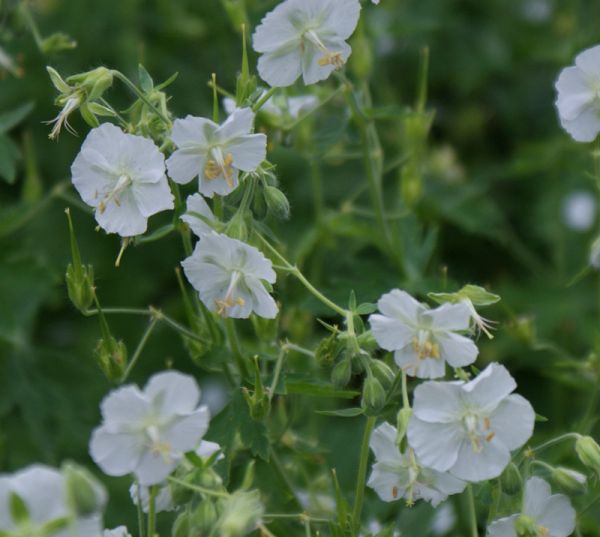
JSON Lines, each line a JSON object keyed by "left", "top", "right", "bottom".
{"left": 401, "top": 370, "right": 410, "bottom": 409}
{"left": 120, "top": 316, "right": 158, "bottom": 383}
{"left": 253, "top": 87, "right": 278, "bottom": 112}
{"left": 466, "top": 484, "right": 479, "bottom": 537}
{"left": 147, "top": 485, "right": 157, "bottom": 537}
{"left": 351, "top": 415, "right": 376, "bottom": 536}
{"left": 167, "top": 476, "right": 229, "bottom": 498}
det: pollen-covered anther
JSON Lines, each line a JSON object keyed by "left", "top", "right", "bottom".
{"left": 98, "top": 174, "right": 132, "bottom": 214}
{"left": 392, "top": 486, "right": 398, "bottom": 499}
{"left": 486, "top": 432, "right": 496, "bottom": 442}
{"left": 204, "top": 153, "right": 235, "bottom": 186}
{"left": 538, "top": 526, "right": 549, "bottom": 537}
{"left": 318, "top": 51, "right": 345, "bottom": 69}
{"left": 411, "top": 336, "right": 441, "bottom": 360}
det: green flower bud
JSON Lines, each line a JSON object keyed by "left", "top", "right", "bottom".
{"left": 62, "top": 462, "right": 106, "bottom": 516}
{"left": 515, "top": 514, "right": 538, "bottom": 537}
{"left": 226, "top": 210, "right": 248, "bottom": 241}
{"left": 64, "top": 209, "right": 95, "bottom": 313}
{"left": 40, "top": 32, "right": 77, "bottom": 55}
{"left": 172, "top": 510, "right": 191, "bottom": 537}
{"left": 396, "top": 407, "right": 413, "bottom": 445}
{"left": 575, "top": 435, "right": 600, "bottom": 477}
{"left": 361, "top": 375, "right": 386, "bottom": 415}
{"left": 95, "top": 335, "right": 127, "bottom": 382}
{"left": 331, "top": 358, "right": 352, "bottom": 388}
{"left": 316, "top": 333, "right": 341, "bottom": 367}
{"left": 370, "top": 360, "right": 395, "bottom": 389}
{"left": 264, "top": 185, "right": 290, "bottom": 220}
{"left": 67, "top": 67, "right": 113, "bottom": 101}
{"left": 218, "top": 490, "right": 264, "bottom": 537}
{"left": 191, "top": 500, "right": 219, "bottom": 531}
{"left": 500, "top": 463, "right": 523, "bottom": 496}
{"left": 551, "top": 466, "right": 587, "bottom": 495}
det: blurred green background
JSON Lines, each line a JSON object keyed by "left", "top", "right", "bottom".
{"left": 2, "top": 0, "right": 600, "bottom": 534}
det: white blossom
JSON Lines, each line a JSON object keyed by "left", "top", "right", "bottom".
{"left": 89, "top": 371, "right": 210, "bottom": 486}
{"left": 367, "top": 422, "right": 465, "bottom": 507}
{"left": 181, "top": 193, "right": 217, "bottom": 237}
{"left": 181, "top": 232, "right": 278, "bottom": 319}
{"left": 487, "top": 477, "right": 576, "bottom": 537}
{"left": 104, "top": 528, "right": 132, "bottom": 537}
{"left": 369, "top": 289, "right": 478, "bottom": 379}
{"left": 407, "top": 363, "right": 535, "bottom": 482}
{"left": 555, "top": 45, "right": 600, "bottom": 142}
{"left": 166, "top": 108, "right": 266, "bottom": 198}
{"left": 224, "top": 93, "right": 318, "bottom": 122}
{"left": 71, "top": 123, "right": 174, "bottom": 237}
{"left": 252, "top": 0, "right": 361, "bottom": 87}
{"left": 562, "top": 191, "right": 596, "bottom": 231}
{"left": 0, "top": 464, "right": 105, "bottom": 537}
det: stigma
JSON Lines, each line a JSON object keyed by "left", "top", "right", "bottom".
{"left": 98, "top": 174, "right": 132, "bottom": 214}
{"left": 215, "top": 271, "right": 246, "bottom": 317}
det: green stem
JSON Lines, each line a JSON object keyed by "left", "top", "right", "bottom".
{"left": 224, "top": 317, "right": 249, "bottom": 379}
{"left": 147, "top": 486, "right": 157, "bottom": 537}
{"left": 253, "top": 87, "right": 278, "bottom": 112}
{"left": 263, "top": 514, "right": 331, "bottom": 524}
{"left": 167, "top": 477, "right": 229, "bottom": 498}
{"left": 526, "top": 433, "right": 581, "bottom": 458}
{"left": 401, "top": 370, "right": 410, "bottom": 409}
{"left": 466, "top": 485, "right": 479, "bottom": 537}
{"left": 120, "top": 317, "right": 158, "bottom": 383}
{"left": 268, "top": 347, "right": 286, "bottom": 405}
{"left": 351, "top": 416, "right": 376, "bottom": 536}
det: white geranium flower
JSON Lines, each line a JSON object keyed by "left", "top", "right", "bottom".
{"left": 369, "top": 289, "right": 478, "bottom": 379}
{"left": 252, "top": 0, "right": 361, "bottom": 87}
{"left": 562, "top": 191, "right": 597, "bottom": 231}
{"left": 407, "top": 363, "right": 535, "bottom": 482}
{"left": 367, "top": 422, "right": 465, "bottom": 507}
{"left": 0, "top": 465, "right": 105, "bottom": 537}
{"left": 555, "top": 45, "right": 600, "bottom": 142}
{"left": 89, "top": 371, "right": 210, "bottom": 486}
{"left": 181, "top": 232, "right": 278, "bottom": 319}
{"left": 71, "top": 123, "right": 174, "bottom": 237}
{"left": 181, "top": 193, "right": 217, "bottom": 237}
{"left": 224, "top": 93, "right": 318, "bottom": 122}
{"left": 104, "top": 527, "right": 132, "bottom": 537}
{"left": 487, "top": 477, "right": 576, "bottom": 537}
{"left": 166, "top": 108, "right": 266, "bottom": 198}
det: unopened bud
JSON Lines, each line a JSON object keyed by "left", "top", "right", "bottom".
{"left": 316, "top": 333, "right": 340, "bottom": 367}
{"left": 370, "top": 360, "right": 395, "bottom": 388}
{"left": 331, "top": 358, "right": 352, "bottom": 388}
{"left": 226, "top": 210, "right": 248, "bottom": 241}
{"left": 515, "top": 514, "right": 538, "bottom": 537}
{"left": 67, "top": 67, "right": 113, "bottom": 101}
{"left": 552, "top": 467, "right": 587, "bottom": 495}
{"left": 264, "top": 185, "right": 290, "bottom": 220}
{"left": 63, "top": 462, "right": 107, "bottom": 516}
{"left": 41, "top": 32, "right": 77, "bottom": 55}
{"left": 65, "top": 209, "right": 95, "bottom": 312}
{"left": 396, "top": 407, "right": 413, "bottom": 445}
{"left": 575, "top": 435, "right": 600, "bottom": 477}
{"left": 95, "top": 335, "right": 127, "bottom": 382}
{"left": 500, "top": 463, "right": 522, "bottom": 496}
{"left": 191, "top": 500, "right": 219, "bottom": 531}
{"left": 361, "top": 375, "right": 386, "bottom": 415}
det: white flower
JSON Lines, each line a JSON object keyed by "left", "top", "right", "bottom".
{"left": 252, "top": 0, "right": 361, "bottom": 87}
{"left": 166, "top": 108, "right": 266, "bottom": 198}
{"left": 181, "top": 193, "right": 217, "bottom": 236}
{"left": 367, "top": 422, "right": 465, "bottom": 507}
{"left": 224, "top": 93, "right": 319, "bottom": 122}
{"left": 89, "top": 371, "right": 210, "bottom": 486}
{"left": 555, "top": 45, "right": 600, "bottom": 142}
{"left": 71, "top": 123, "right": 174, "bottom": 237}
{"left": 487, "top": 477, "right": 576, "bottom": 537}
{"left": 407, "top": 363, "right": 535, "bottom": 482}
{"left": 0, "top": 464, "right": 105, "bottom": 537}
{"left": 369, "top": 289, "right": 478, "bottom": 379}
{"left": 430, "top": 503, "right": 457, "bottom": 536}
{"left": 181, "top": 232, "right": 278, "bottom": 319}
{"left": 562, "top": 191, "right": 597, "bottom": 231}
{"left": 104, "top": 527, "right": 132, "bottom": 537}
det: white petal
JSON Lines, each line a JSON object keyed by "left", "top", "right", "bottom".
{"left": 94, "top": 190, "right": 148, "bottom": 237}
{"left": 322, "top": 0, "right": 361, "bottom": 39}
{"left": 238, "top": 242, "right": 277, "bottom": 282}
{"left": 523, "top": 477, "right": 552, "bottom": 518}
{"left": 486, "top": 515, "right": 518, "bottom": 537}
{"left": 134, "top": 450, "right": 178, "bottom": 486}
{"left": 557, "top": 91, "right": 594, "bottom": 122}
{"left": 246, "top": 277, "right": 279, "bottom": 319}
{"left": 252, "top": 2, "right": 300, "bottom": 53}
{"left": 120, "top": 133, "right": 166, "bottom": 184}
{"left": 394, "top": 345, "right": 446, "bottom": 378}
{"left": 163, "top": 406, "right": 210, "bottom": 453}
{"left": 144, "top": 371, "right": 201, "bottom": 415}
{"left": 100, "top": 385, "right": 151, "bottom": 430}
{"left": 369, "top": 422, "right": 400, "bottom": 462}
{"left": 377, "top": 289, "right": 422, "bottom": 324}
{"left": 407, "top": 418, "right": 463, "bottom": 472}
{"left": 11, "top": 465, "right": 66, "bottom": 524}
{"left": 132, "top": 177, "right": 174, "bottom": 218}
{"left": 71, "top": 148, "right": 115, "bottom": 207}
{"left": 369, "top": 314, "right": 413, "bottom": 351}
{"left": 257, "top": 48, "right": 303, "bottom": 88}
{"left": 196, "top": 440, "right": 223, "bottom": 459}
{"left": 228, "top": 134, "right": 267, "bottom": 172}
{"left": 89, "top": 427, "right": 144, "bottom": 477}
{"left": 436, "top": 332, "right": 479, "bottom": 368}
{"left": 575, "top": 45, "right": 600, "bottom": 78}
{"left": 462, "top": 363, "right": 516, "bottom": 413}
{"left": 560, "top": 106, "right": 600, "bottom": 142}
{"left": 425, "top": 302, "right": 471, "bottom": 331}
{"left": 198, "top": 169, "right": 240, "bottom": 198}
{"left": 427, "top": 469, "right": 466, "bottom": 497}
{"left": 450, "top": 439, "right": 510, "bottom": 482}
{"left": 182, "top": 193, "right": 215, "bottom": 236}
{"left": 489, "top": 394, "right": 535, "bottom": 450}
{"left": 166, "top": 148, "right": 206, "bottom": 185}
{"left": 171, "top": 115, "right": 216, "bottom": 147}
{"left": 412, "top": 381, "right": 463, "bottom": 423}
{"left": 0, "top": 477, "right": 13, "bottom": 530}
{"left": 302, "top": 39, "right": 351, "bottom": 86}
{"left": 216, "top": 107, "right": 255, "bottom": 141}
{"left": 536, "top": 494, "right": 576, "bottom": 537}
{"left": 367, "top": 462, "right": 408, "bottom": 502}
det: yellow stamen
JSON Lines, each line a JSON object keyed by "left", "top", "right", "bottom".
{"left": 484, "top": 417, "right": 491, "bottom": 430}
{"left": 204, "top": 152, "right": 235, "bottom": 187}
{"left": 485, "top": 432, "right": 496, "bottom": 442}
{"left": 392, "top": 486, "right": 398, "bottom": 499}
{"left": 318, "top": 52, "right": 345, "bottom": 68}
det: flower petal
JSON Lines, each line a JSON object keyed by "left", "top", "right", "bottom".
{"left": 575, "top": 45, "right": 600, "bottom": 78}
{"left": 100, "top": 385, "right": 151, "bottom": 430}
{"left": 450, "top": 439, "right": 510, "bottom": 482}
{"left": 535, "top": 494, "right": 576, "bottom": 537}
{"left": 166, "top": 148, "right": 206, "bottom": 185}
{"left": 489, "top": 394, "right": 535, "bottom": 450}
{"left": 523, "top": 476, "right": 552, "bottom": 518}
{"left": 486, "top": 515, "right": 518, "bottom": 537}
{"left": 94, "top": 189, "right": 148, "bottom": 237}
{"left": 560, "top": 106, "right": 600, "bottom": 143}
{"left": 181, "top": 193, "right": 215, "bottom": 236}
{"left": 462, "top": 363, "right": 516, "bottom": 413}
{"left": 132, "top": 178, "right": 174, "bottom": 218}
{"left": 11, "top": 465, "right": 67, "bottom": 524}
{"left": 424, "top": 302, "right": 471, "bottom": 331}
{"left": 228, "top": 134, "right": 267, "bottom": 172}
{"left": 134, "top": 450, "right": 178, "bottom": 486}
{"left": 436, "top": 332, "right": 478, "bottom": 368}
{"left": 369, "top": 422, "right": 401, "bottom": 462}
{"left": 257, "top": 48, "right": 303, "bottom": 88}
{"left": 216, "top": 108, "right": 255, "bottom": 141}
{"left": 407, "top": 418, "right": 463, "bottom": 472}
{"left": 89, "top": 427, "right": 144, "bottom": 477}
{"left": 367, "top": 462, "right": 408, "bottom": 502}
{"left": 369, "top": 314, "right": 413, "bottom": 351}
{"left": 163, "top": 406, "right": 210, "bottom": 453}
{"left": 377, "top": 289, "right": 422, "bottom": 324}
{"left": 144, "top": 371, "right": 201, "bottom": 415}
{"left": 412, "top": 381, "right": 463, "bottom": 423}
{"left": 171, "top": 116, "right": 216, "bottom": 147}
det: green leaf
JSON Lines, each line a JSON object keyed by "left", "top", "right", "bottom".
{"left": 138, "top": 64, "right": 154, "bottom": 93}
{"left": 234, "top": 391, "right": 270, "bottom": 461}
{"left": 286, "top": 381, "right": 360, "bottom": 399}
{"left": 9, "top": 492, "right": 29, "bottom": 524}
{"left": 355, "top": 303, "right": 377, "bottom": 315}
{"left": 0, "top": 102, "right": 34, "bottom": 134}
{"left": 316, "top": 407, "right": 363, "bottom": 417}
{"left": 0, "top": 133, "right": 21, "bottom": 184}
{"left": 535, "top": 413, "right": 549, "bottom": 422}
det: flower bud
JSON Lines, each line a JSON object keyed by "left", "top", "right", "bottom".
{"left": 226, "top": 210, "right": 248, "bottom": 241}
{"left": 65, "top": 209, "right": 95, "bottom": 313}
{"left": 500, "top": 463, "right": 522, "bottom": 496}
{"left": 575, "top": 435, "right": 600, "bottom": 477}
{"left": 264, "top": 185, "right": 290, "bottom": 220}
{"left": 62, "top": 462, "right": 107, "bottom": 516}
{"left": 551, "top": 466, "right": 587, "bottom": 495}
{"left": 218, "top": 490, "right": 264, "bottom": 537}
{"left": 396, "top": 407, "right": 413, "bottom": 445}
{"left": 331, "top": 358, "right": 352, "bottom": 388}
{"left": 95, "top": 335, "right": 127, "bottom": 382}
{"left": 361, "top": 375, "right": 386, "bottom": 415}
{"left": 172, "top": 511, "right": 191, "bottom": 537}
{"left": 67, "top": 67, "right": 113, "bottom": 101}
{"left": 191, "top": 500, "right": 219, "bottom": 531}
{"left": 370, "top": 359, "right": 395, "bottom": 388}
{"left": 316, "top": 333, "right": 341, "bottom": 367}
{"left": 40, "top": 32, "right": 77, "bottom": 55}
{"left": 515, "top": 514, "right": 538, "bottom": 537}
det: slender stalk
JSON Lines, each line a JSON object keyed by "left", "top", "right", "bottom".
{"left": 259, "top": 524, "right": 278, "bottom": 537}
{"left": 466, "top": 485, "right": 478, "bottom": 537}
{"left": 401, "top": 370, "right": 410, "bottom": 409}
{"left": 351, "top": 416, "right": 376, "bottom": 536}
{"left": 147, "top": 486, "right": 157, "bottom": 537}
{"left": 120, "top": 316, "right": 158, "bottom": 383}
{"left": 253, "top": 87, "right": 278, "bottom": 112}
{"left": 224, "top": 317, "right": 249, "bottom": 379}
{"left": 263, "top": 514, "right": 331, "bottom": 524}
{"left": 167, "top": 476, "right": 229, "bottom": 498}
{"left": 268, "top": 347, "right": 286, "bottom": 404}
{"left": 526, "top": 433, "right": 581, "bottom": 457}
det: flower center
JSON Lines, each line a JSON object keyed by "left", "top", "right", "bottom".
{"left": 462, "top": 413, "right": 495, "bottom": 453}
{"left": 411, "top": 329, "right": 440, "bottom": 360}
{"left": 205, "top": 147, "right": 235, "bottom": 187}
{"left": 98, "top": 174, "right": 132, "bottom": 214}
{"left": 304, "top": 30, "right": 345, "bottom": 69}
{"left": 215, "top": 271, "right": 246, "bottom": 317}
{"left": 146, "top": 425, "right": 172, "bottom": 463}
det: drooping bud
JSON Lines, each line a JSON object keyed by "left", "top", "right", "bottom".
{"left": 63, "top": 462, "right": 107, "bottom": 516}
{"left": 370, "top": 359, "right": 395, "bottom": 389}
{"left": 396, "top": 407, "right": 413, "bottom": 446}
{"left": 499, "top": 463, "right": 523, "bottom": 496}
{"left": 315, "top": 332, "right": 341, "bottom": 367}
{"left": 331, "top": 357, "right": 352, "bottom": 388}
{"left": 64, "top": 209, "right": 95, "bottom": 313}
{"left": 67, "top": 67, "right": 113, "bottom": 101}
{"left": 551, "top": 466, "right": 587, "bottom": 495}
{"left": 361, "top": 375, "right": 386, "bottom": 415}
{"left": 94, "top": 302, "right": 128, "bottom": 382}
{"left": 575, "top": 435, "right": 600, "bottom": 477}
{"left": 264, "top": 185, "right": 290, "bottom": 220}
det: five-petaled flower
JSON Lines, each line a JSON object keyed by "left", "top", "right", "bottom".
{"left": 407, "top": 363, "right": 535, "bottom": 482}
{"left": 181, "top": 193, "right": 217, "bottom": 237}
{"left": 252, "top": 0, "right": 361, "bottom": 87}
{"left": 367, "top": 422, "right": 465, "bottom": 507}
{"left": 555, "top": 44, "right": 600, "bottom": 142}
{"left": 89, "top": 371, "right": 210, "bottom": 486}
{"left": 181, "top": 232, "right": 278, "bottom": 319}
{"left": 487, "top": 477, "right": 576, "bottom": 537}
{"left": 369, "top": 289, "right": 478, "bottom": 379}
{"left": 166, "top": 108, "right": 266, "bottom": 198}
{"left": 71, "top": 123, "right": 174, "bottom": 237}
